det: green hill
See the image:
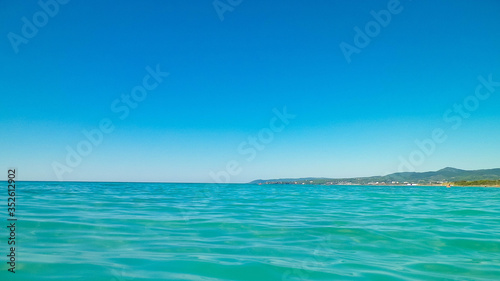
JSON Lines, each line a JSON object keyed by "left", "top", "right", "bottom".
{"left": 250, "top": 167, "right": 500, "bottom": 185}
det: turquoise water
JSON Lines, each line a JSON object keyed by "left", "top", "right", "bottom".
{"left": 2, "top": 182, "right": 500, "bottom": 281}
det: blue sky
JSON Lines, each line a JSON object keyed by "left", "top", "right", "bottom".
{"left": 1, "top": 0, "right": 500, "bottom": 182}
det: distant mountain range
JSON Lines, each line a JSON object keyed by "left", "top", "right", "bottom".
{"left": 250, "top": 167, "right": 500, "bottom": 185}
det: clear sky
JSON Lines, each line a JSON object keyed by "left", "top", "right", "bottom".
{"left": 1, "top": 0, "right": 500, "bottom": 183}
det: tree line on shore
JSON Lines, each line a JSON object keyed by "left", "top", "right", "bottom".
{"left": 453, "top": 180, "right": 500, "bottom": 186}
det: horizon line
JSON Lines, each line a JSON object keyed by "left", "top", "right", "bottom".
{"left": 4, "top": 166, "right": 500, "bottom": 184}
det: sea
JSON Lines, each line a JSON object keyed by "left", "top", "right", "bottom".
{"left": 2, "top": 182, "right": 500, "bottom": 281}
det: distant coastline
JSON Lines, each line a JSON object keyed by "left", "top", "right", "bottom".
{"left": 250, "top": 167, "right": 500, "bottom": 187}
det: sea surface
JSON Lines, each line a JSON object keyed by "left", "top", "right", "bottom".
{"left": 2, "top": 182, "right": 500, "bottom": 281}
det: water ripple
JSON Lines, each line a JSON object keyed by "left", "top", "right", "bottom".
{"left": 4, "top": 182, "right": 500, "bottom": 281}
